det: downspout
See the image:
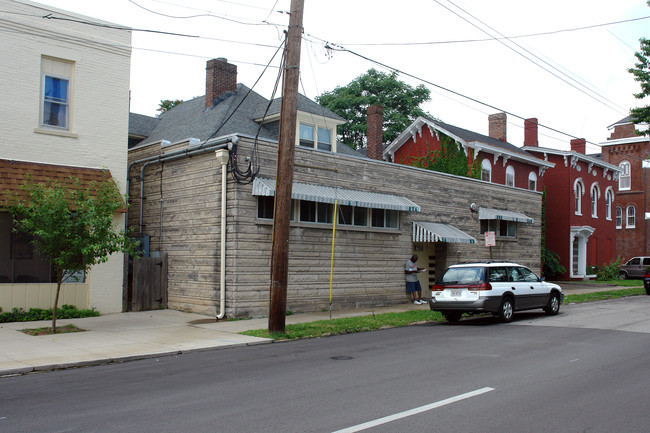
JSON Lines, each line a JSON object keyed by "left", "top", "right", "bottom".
{"left": 215, "top": 149, "right": 229, "bottom": 320}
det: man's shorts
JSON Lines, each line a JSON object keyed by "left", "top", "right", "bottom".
{"left": 405, "top": 281, "right": 422, "bottom": 293}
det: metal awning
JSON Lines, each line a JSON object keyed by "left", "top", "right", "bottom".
{"left": 412, "top": 221, "right": 477, "bottom": 244}
{"left": 252, "top": 177, "right": 420, "bottom": 212}
{"left": 478, "top": 207, "right": 534, "bottom": 224}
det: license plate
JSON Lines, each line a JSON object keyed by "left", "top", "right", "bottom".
{"left": 450, "top": 290, "right": 463, "bottom": 297}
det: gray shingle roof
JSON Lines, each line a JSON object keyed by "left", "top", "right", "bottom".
{"left": 428, "top": 117, "right": 535, "bottom": 159}
{"left": 132, "top": 86, "right": 346, "bottom": 147}
{"left": 128, "top": 112, "right": 159, "bottom": 138}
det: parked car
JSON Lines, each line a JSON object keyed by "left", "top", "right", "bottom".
{"left": 618, "top": 256, "right": 650, "bottom": 279}
{"left": 644, "top": 272, "right": 650, "bottom": 295}
{"left": 428, "top": 261, "right": 564, "bottom": 323}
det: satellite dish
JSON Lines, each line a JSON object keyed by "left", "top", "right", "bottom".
{"left": 470, "top": 203, "right": 478, "bottom": 212}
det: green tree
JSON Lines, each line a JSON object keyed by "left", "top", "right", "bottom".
{"left": 8, "top": 176, "right": 139, "bottom": 333}
{"left": 157, "top": 99, "right": 183, "bottom": 113}
{"left": 628, "top": 1, "right": 650, "bottom": 134}
{"left": 316, "top": 69, "right": 431, "bottom": 150}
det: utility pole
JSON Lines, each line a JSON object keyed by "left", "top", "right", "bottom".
{"left": 269, "top": 0, "right": 304, "bottom": 333}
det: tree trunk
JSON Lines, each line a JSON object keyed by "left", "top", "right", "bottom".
{"left": 52, "top": 268, "right": 63, "bottom": 334}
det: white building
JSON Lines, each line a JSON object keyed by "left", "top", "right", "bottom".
{"left": 0, "top": 0, "right": 131, "bottom": 313}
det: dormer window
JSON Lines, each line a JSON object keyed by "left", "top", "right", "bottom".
{"left": 299, "top": 123, "right": 332, "bottom": 151}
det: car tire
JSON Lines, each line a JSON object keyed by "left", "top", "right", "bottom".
{"left": 443, "top": 311, "right": 462, "bottom": 323}
{"left": 619, "top": 271, "right": 628, "bottom": 279}
{"left": 497, "top": 297, "right": 514, "bottom": 323}
{"left": 646, "top": 287, "right": 650, "bottom": 296}
{"left": 544, "top": 292, "right": 561, "bottom": 316}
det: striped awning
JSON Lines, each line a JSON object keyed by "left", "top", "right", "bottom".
{"left": 412, "top": 221, "right": 477, "bottom": 244}
{"left": 252, "top": 177, "right": 420, "bottom": 212}
{"left": 478, "top": 207, "right": 534, "bottom": 224}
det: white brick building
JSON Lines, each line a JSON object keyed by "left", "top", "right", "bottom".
{"left": 0, "top": 0, "right": 131, "bottom": 313}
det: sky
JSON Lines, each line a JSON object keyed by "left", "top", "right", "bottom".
{"left": 33, "top": 0, "right": 650, "bottom": 153}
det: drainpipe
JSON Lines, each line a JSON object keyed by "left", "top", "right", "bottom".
{"left": 214, "top": 149, "right": 229, "bottom": 319}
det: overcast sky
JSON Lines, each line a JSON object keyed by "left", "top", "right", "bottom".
{"left": 34, "top": 0, "right": 650, "bottom": 153}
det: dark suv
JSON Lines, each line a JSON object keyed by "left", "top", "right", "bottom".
{"left": 429, "top": 261, "right": 564, "bottom": 323}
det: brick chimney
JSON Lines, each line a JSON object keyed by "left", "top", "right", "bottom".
{"left": 488, "top": 112, "right": 507, "bottom": 142}
{"left": 366, "top": 105, "right": 383, "bottom": 161}
{"left": 205, "top": 58, "right": 237, "bottom": 108}
{"left": 608, "top": 123, "right": 636, "bottom": 140}
{"left": 570, "top": 138, "right": 586, "bottom": 154}
{"left": 524, "top": 118, "right": 538, "bottom": 147}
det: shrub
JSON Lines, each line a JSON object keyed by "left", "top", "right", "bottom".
{"left": 542, "top": 247, "right": 566, "bottom": 278}
{"left": 596, "top": 257, "right": 623, "bottom": 281}
{"left": 0, "top": 305, "right": 100, "bottom": 323}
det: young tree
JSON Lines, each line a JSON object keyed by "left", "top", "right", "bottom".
{"left": 316, "top": 69, "right": 431, "bottom": 149}
{"left": 8, "top": 176, "right": 138, "bottom": 333}
{"left": 157, "top": 99, "right": 183, "bottom": 113}
{"left": 628, "top": 1, "right": 650, "bottom": 134}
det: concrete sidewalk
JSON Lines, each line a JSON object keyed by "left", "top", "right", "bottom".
{"left": 0, "top": 282, "right": 640, "bottom": 377}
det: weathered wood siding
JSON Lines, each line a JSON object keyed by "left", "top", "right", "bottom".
{"left": 128, "top": 136, "right": 542, "bottom": 318}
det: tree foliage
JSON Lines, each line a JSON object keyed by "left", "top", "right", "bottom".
{"left": 316, "top": 69, "right": 431, "bottom": 150}
{"left": 628, "top": 1, "right": 650, "bottom": 133}
{"left": 157, "top": 99, "right": 183, "bottom": 113}
{"left": 8, "top": 176, "right": 139, "bottom": 333}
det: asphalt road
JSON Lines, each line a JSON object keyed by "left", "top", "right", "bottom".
{"left": 1, "top": 297, "right": 649, "bottom": 433}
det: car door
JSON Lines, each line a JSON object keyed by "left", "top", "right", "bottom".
{"left": 516, "top": 266, "right": 547, "bottom": 308}
{"left": 506, "top": 267, "right": 533, "bottom": 309}
{"left": 625, "top": 257, "right": 643, "bottom": 278}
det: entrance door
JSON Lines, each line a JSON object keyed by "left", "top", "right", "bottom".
{"left": 131, "top": 253, "right": 168, "bottom": 311}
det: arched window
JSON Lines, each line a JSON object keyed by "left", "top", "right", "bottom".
{"left": 481, "top": 159, "right": 491, "bottom": 182}
{"left": 619, "top": 161, "right": 631, "bottom": 190}
{"left": 605, "top": 188, "right": 614, "bottom": 220}
{"left": 626, "top": 205, "right": 635, "bottom": 228}
{"left": 574, "top": 179, "right": 584, "bottom": 215}
{"left": 528, "top": 171, "right": 537, "bottom": 191}
{"left": 505, "top": 165, "right": 515, "bottom": 187}
{"left": 616, "top": 206, "right": 622, "bottom": 228}
{"left": 590, "top": 183, "right": 600, "bottom": 218}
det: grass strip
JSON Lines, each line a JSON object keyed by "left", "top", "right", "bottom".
{"left": 242, "top": 287, "right": 646, "bottom": 341}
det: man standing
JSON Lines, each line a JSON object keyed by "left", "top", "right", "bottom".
{"left": 405, "top": 254, "right": 426, "bottom": 304}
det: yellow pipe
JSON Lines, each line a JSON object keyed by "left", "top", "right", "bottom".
{"left": 329, "top": 200, "right": 338, "bottom": 306}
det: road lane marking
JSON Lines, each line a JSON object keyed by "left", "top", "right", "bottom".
{"left": 331, "top": 387, "right": 495, "bottom": 433}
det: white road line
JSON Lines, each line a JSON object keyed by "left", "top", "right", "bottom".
{"left": 332, "top": 387, "right": 495, "bottom": 433}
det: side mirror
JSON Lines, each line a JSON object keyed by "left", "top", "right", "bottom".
{"left": 540, "top": 276, "right": 545, "bottom": 282}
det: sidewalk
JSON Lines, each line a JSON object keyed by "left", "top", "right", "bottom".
{"left": 0, "top": 282, "right": 638, "bottom": 376}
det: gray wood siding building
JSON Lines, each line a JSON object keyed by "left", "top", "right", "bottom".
{"left": 128, "top": 135, "right": 542, "bottom": 318}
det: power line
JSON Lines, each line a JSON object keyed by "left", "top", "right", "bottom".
{"left": 339, "top": 15, "right": 650, "bottom": 47}
{"left": 431, "top": 0, "right": 626, "bottom": 113}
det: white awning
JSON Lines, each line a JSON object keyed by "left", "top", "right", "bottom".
{"left": 252, "top": 177, "right": 420, "bottom": 212}
{"left": 412, "top": 221, "right": 477, "bottom": 244}
{"left": 478, "top": 207, "right": 534, "bottom": 224}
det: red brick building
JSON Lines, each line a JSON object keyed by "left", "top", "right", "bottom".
{"left": 524, "top": 123, "right": 621, "bottom": 279}
{"left": 384, "top": 113, "right": 553, "bottom": 191}
{"left": 600, "top": 116, "right": 650, "bottom": 260}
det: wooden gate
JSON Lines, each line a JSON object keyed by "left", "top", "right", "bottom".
{"left": 131, "top": 253, "right": 168, "bottom": 311}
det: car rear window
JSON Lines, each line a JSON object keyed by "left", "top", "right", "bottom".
{"left": 439, "top": 267, "right": 485, "bottom": 284}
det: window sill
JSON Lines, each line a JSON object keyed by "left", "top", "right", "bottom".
{"left": 34, "top": 127, "right": 78, "bottom": 139}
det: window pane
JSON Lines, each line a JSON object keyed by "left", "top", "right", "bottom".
{"left": 257, "top": 196, "right": 274, "bottom": 219}
{"left": 353, "top": 207, "right": 367, "bottom": 226}
{"left": 338, "top": 205, "right": 352, "bottom": 225}
{"left": 371, "top": 208, "right": 385, "bottom": 227}
{"left": 317, "top": 202, "right": 332, "bottom": 223}
{"left": 43, "top": 76, "right": 68, "bottom": 128}
{"left": 386, "top": 210, "right": 398, "bottom": 228}
{"left": 317, "top": 128, "right": 331, "bottom": 151}
{"left": 299, "top": 201, "right": 316, "bottom": 222}
{"left": 507, "top": 221, "right": 516, "bottom": 237}
{"left": 299, "top": 124, "right": 314, "bottom": 148}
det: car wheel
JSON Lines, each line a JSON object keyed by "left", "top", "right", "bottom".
{"left": 544, "top": 292, "right": 560, "bottom": 315}
{"left": 497, "top": 297, "right": 514, "bottom": 323}
{"left": 619, "top": 271, "right": 628, "bottom": 279}
{"left": 443, "top": 311, "right": 462, "bottom": 323}
{"left": 646, "top": 287, "right": 650, "bottom": 296}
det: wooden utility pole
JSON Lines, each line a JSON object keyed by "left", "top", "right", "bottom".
{"left": 269, "top": 0, "right": 304, "bottom": 333}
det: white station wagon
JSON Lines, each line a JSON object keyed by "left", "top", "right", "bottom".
{"left": 428, "top": 261, "right": 564, "bottom": 323}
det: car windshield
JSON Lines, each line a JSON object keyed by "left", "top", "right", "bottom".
{"left": 439, "top": 267, "right": 485, "bottom": 285}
